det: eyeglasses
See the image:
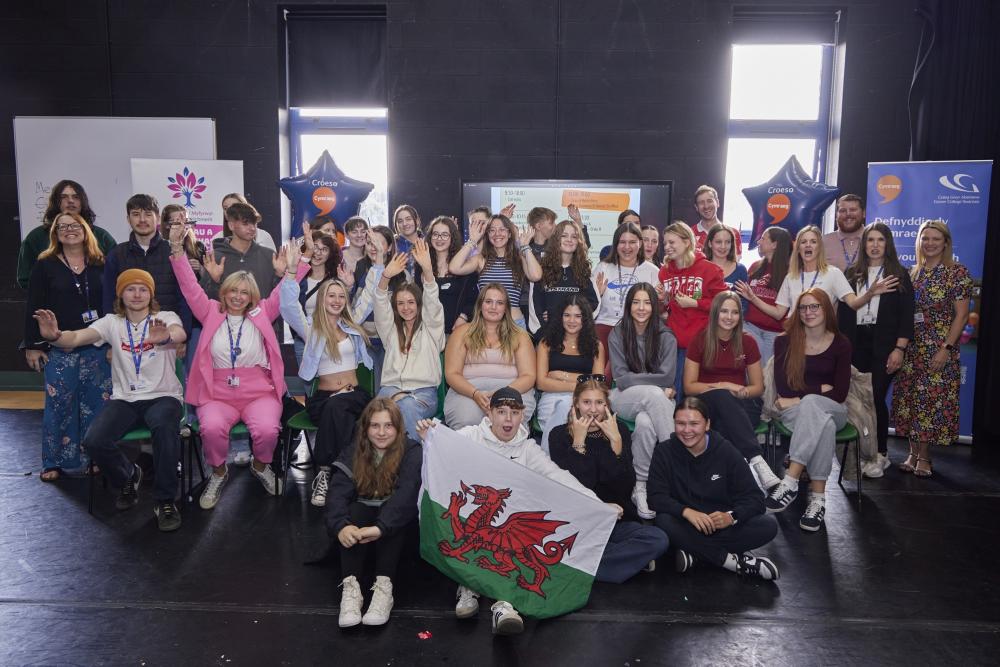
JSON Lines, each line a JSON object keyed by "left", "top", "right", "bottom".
{"left": 56, "top": 223, "right": 83, "bottom": 233}
{"left": 577, "top": 374, "right": 607, "bottom": 384}
{"left": 430, "top": 232, "right": 451, "bottom": 240}
{"left": 798, "top": 303, "right": 822, "bottom": 313}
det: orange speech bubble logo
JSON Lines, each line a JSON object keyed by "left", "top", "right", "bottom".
{"left": 876, "top": 175, "right": 902, "bottom": 204}
{"left": 560, "top": 189, "right": 631, "bottom": 212}
{"left": 766, "top": 194, "right": 791, "bottom": 225}
{"left": 312, "top": 187, "right": 337, "bottom": 216}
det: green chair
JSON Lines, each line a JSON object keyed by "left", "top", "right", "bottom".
{"left": 769, "top": 419, "right": 862, "bottom": 505}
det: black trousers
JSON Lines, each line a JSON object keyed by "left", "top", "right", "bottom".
{"left": 654, "top": 513, "right": 777, "bottom": 566}
{"left": 698, "top": 389, "right": 763, "bottom": 461}
{"left": 852, "top": 326, "right": 893, "bottom": 455}
{"left": 339, "top": 501, "right": 407, "bottom": 580}
{"left": 82, "top": 396, "right": 183, "bottom": 502}
{"left": 305, "top": 388, "right": 370, "bottom": 466}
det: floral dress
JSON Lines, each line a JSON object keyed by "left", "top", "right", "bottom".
{"left": 892, "top": 263, "right": 972, "bottom": 445}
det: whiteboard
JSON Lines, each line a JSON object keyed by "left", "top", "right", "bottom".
{"left": 14, "top": 116, "right": 216, "bottom": 241}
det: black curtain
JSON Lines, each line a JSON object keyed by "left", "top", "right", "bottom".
{"left": 907, "top": 0, "right": 1000, "bottom": 451}
{"left": 286, "top": 9, "right": 387, "bottom": 107}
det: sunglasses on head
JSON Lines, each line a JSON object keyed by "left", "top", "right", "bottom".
{"left": 577, "top": 374, "right": 607, "bottom": 384}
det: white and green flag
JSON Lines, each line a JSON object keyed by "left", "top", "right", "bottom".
{"left": 419, "top": 425, "right": 617, "bottom": 619}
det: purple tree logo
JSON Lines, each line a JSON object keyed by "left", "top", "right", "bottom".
{"left": 167, "top": 167, "right": 207, "bottom": 208}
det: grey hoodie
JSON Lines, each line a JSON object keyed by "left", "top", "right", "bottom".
{"left": 201, "top": 237, "right": 279, "bottom": 300}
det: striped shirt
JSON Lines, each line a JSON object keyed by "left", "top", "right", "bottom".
{"left": 478, "top": 259, "right": 521, "bottom": 308}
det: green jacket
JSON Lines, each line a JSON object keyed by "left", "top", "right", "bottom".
{"left": 16, "top": 223, "right": 118, "bottom": 289}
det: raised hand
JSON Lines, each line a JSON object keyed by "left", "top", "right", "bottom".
{"left": 302, "top": 228, "right": 316, "bottom": 258}
{"left": 500, "top": 203, "right": 516, "bottom": 219}
{"left": 416, "top": 418, "right": 438, "bottom": 441}
{"left": 412, "top": 238, "right": 433, "bottom": 274}
{"left": 167, "top": 219, "right": 186, "bottom": 246}
{"left": 383, "top": 252, "right": 409, "bottom": 280}
{"left": 371, "top": 232, "right": 388, "bottom": 265}
{"left": 33, "top": 309, "right": 61, "bottom": 342}
{"left": 203, "top": 253, "right": 225, "bottom": 284}
{"left": 518, "top": 225, "right": 534, "bottom": 248}
{"left": 272, "top": 245, "right": 289, "bottom": 276}
{"left": 146, "top": 318, "right": 171, "bottom": 345}
{"left": 285, "top": 240, "right": 302, "bottom": 271}
{"left": 337, "top": 264, "right": 355, "bottom": 289}
{"left": 467, "top": 218, "right": 487, "bottom": 244}
{"left": 595, "top": 271, "right": 608, "bottom": 296}
{"left": 568, "top": 408, "right": 590, "bottom": 447}
{"left": 567, "top": 203, "right": 582, "bottom": 224}
{"left": 594, "top": 407, "right": 622, "bottom": 445}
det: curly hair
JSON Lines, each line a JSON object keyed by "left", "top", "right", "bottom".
{"left": 540, "top": 220, "right": 592, "bottom": 288}
{"left": 541, "top": 294, "right": 598, "bottom": 359}
{"left": 481, "top": 214, "right": 525, "bottom": 288}
{"left": 44, "top": 179, "right": 97, "bottom": 226}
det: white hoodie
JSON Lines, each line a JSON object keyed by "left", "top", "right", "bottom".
{"left": 456, "top": 419, "right": 601, "bottom": 503}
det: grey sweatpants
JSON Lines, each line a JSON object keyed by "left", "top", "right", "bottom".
{"left": 443, "top": 377, "right": 536, "bottom": 430}
{"left": 610, "top": 384, "right": 675, "bottom": 482}
{"left": 779, "top": 394, "right": 848, "bottom": 481}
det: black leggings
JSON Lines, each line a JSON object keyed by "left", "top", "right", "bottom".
{"left": 698, "top": 389, "right": 764, "bottom": 461}
{"left": 339, "top": 501, "right": 407, "bottom": 580}
{"left": 305, "top": 388, "right": 370, "bottom": 466}
{"left": 852, "top": 327, "right": 893, "bottom": 455}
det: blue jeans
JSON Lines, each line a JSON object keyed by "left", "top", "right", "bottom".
{"left": 673, "top": 347, "right": 687, "bottom": 401}
{"left": 377, "top": 385, "right": 438, "bottom": 441}
{"left": 42, "top": 346, "right": 111, "bottom": 472}
{"left": 82, "top": 396, "right": 183, "bottom": 501}
{"left": 745, "top": 322, "right": 780, "bottom": 369}
{"left": 595, "top": 521, "right": 669, "bottom": 583}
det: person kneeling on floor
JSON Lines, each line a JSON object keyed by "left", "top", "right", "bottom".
{"left": 418, "top": 386, "right": 624, "bottom": 636}
{"left": 34, "top": 269, "right": 187, "bottom": 532}
{"left": 328, "top": 399, "right": 422, "bottom": 628}
{"left": 648, "top": 396, "right": 779, "bottom": 581}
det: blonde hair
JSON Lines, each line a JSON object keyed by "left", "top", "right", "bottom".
{"left": 912, "top": 219, "right": 955, "bottom": 277}
{"left": 788, "top": 226, "right": 828, "bottom": 279}
{"left": 311, "top": 279, "right": 370, "bottom": 361}
{"left": 217, "top": 271, "right": 261, "bottom": 313}
{"left": 663, "top": 222, "right": 696, "bottom": 268}
{"left": 38, "top": 213, "right": 105, "bottom": 266}
{"left": 464, "top": 283, "right": 522, "bottom": 362}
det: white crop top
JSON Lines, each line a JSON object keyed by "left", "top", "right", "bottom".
{"left": 316, "top": 335, "right": 356, "bottom": 376}
{"left": 210, "top": 314, "right": 269, "bottom": 369}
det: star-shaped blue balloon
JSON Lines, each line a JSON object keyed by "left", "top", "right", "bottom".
{"left": 743, "top": 156, "right": 840, "bottom": 249}
{"left": 278, "top": 150, "right": 375, "bottom": 239}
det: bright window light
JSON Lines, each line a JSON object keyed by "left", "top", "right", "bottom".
{"left": 722, "top": 137, "right": 815, "bottom": 264}
{"left": 300, "top": 133, "right": 388, "bottom": 228}
{"left": 729, "top": 45, "right": 824, "bottom": 120}
{"left": 298, "top": 108, "right": 388, "bottom": 118}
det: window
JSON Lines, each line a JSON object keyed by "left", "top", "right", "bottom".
{"left": 723, "top": 43, "right": 836, "bottom": 260}
{"left": 290, "top": 107, "right": 389, "bottom": 228}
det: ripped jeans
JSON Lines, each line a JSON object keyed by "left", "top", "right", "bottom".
{"left": 376, "top": 385, "right": 439, "bottom": 441}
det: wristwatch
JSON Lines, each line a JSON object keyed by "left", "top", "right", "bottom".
{"left": 943, "top": 342, "right": 955, "bottom": 351}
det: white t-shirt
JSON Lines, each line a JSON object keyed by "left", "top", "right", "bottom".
{"left": 210, "top": 314, "right": 269, "bottom": 369}
{"left": 854, "top": 266, "right": 884, "bottom": 325}
{"left": 776, "top": 266, "right": 853, "bottom": 317}
{"left": 303, "top": 277, "right": 321, "bottom": 323}
{"left": 592, "top": 261, "right": 661, "bottom": 326}
{"left": 89, "top": 312, "right": 184, "bottom": 402}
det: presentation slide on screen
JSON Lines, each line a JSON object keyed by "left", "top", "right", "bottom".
{"left": 489, "top": 186, "right": 642, "bottom": 263}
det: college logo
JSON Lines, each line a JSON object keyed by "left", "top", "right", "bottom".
{"left": 938, "top": 173, "right": 979, "bottom": 193}
{"left": 438, "top": 482, "right": 577, "bottom": 597}
{"left": 166, "top": 167, "right": 207, "bottom": 208}
{"left": 876, "top": 175, "right": 902, "bottom": 204}
{"left": 766, "top": 193, "right": 791, "bottom": 224}
{"left": 312, "top": 187, "right": 337, "bottom": 216}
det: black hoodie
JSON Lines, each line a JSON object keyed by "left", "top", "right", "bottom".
{"left": 549, "top": 419, "right": 638, "bottom": 521}
{"left": 647, "top": 430, "right": 764, "bottom": 524}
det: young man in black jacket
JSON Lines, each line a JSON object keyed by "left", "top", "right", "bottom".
{"left": 648, "top": 397, "right": 779, "bottom": 580}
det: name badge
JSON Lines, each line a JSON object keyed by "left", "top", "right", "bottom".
{"left": 129, "top": 380, "right": 148, "bottom": 392}
{"left": 227, "top": 375, "right": 241, "bottom": 387}
{"left": 914, "top": 312, "right": 925, "bottom": 323}
{"left": 248, "top": 307, "right": 262, "bottom": 317}
{"left": 82, "top": 309, "right": 99, "bottom": 323}
{"left": 859, "top": 312, "right": 876, "bottom": 326}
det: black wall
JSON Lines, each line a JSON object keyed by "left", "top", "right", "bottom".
{"left": 0, "top": 0, "right": 922, "bottom": 373}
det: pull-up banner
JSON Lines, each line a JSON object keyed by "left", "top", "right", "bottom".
{"left": 867, "top": 160, "right": 993, "bottom": 439}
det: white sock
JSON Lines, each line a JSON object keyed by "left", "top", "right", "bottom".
{"left": 782, "top": 474, "right": 799, "bottom": 487}
{"left": 809, "top": 491, "right": 826, "bottom": 503}
{"left": 750, "top": 455, "right": 765, "bottom": 467}
{"left": 722, "top": 553, "right": 739, "bottom": 572}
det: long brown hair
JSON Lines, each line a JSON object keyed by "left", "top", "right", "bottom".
{"left": 427, "top": 215, "right": 462, "bottom": 276}
{"left": 616, "top": 282, "right": 665, "bottom": 373}
{"left": 352, "top": 399, "right": 407, "bottom": 498}
{"left": 464, "top": 283, "right": 521, "bottom": 361}
{"left": 606, "top": 222, "right": 645, "bottom": 266}
{"left": 702, "top": 224, "right": 737, "bottom": 262}
{"left": 844, "top": 222, "right": 908, "bottom": 289}
{"left": 781, "top": 288, "right": 840, "bottom": 392}
{"left": 750, "top": 226, "right": 792, "bottom": 289}
{"left": 38, "top": 213, "right": 105, "bottom": 266}
{"left": 392, "top": 282, "right": 424, "bottom": 353}
{"left": 540, "top": 220, "right": 592, "bottom": 287}
{"left": 702, "top": 291, "right": 745, "bottom": 370}
{"left": 482, "top": 214, "right": 525, "bottom": 288}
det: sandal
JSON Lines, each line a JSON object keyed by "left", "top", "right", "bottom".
{"left": 899, "top": 453, "right": 918, "bottom": 473}
{"left": 39, "top": 468, "right": 61, "bottom": 482}
{"left": 914, "top": 457, "right": 933, "bottom": 478}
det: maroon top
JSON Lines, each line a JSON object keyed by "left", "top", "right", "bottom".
{"left": 773, "top": 334, "right": 852, "bottom": 403}
{"left": 687, "top": 329, "right": 761, "bottom": 386}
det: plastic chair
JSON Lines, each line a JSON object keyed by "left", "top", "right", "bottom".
{"left": 769, "top": 419, "right": 862, "bottom": 506}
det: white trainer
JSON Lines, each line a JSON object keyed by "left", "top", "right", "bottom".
{"left": 862, "top": 453, "right": 892, "bottom": 479}
{"left": 362, "top": 576, "right": 394, "bottom": 626}
{"left": 249, "top": 461, "right": 277, "bottom": 496}
{"left": 338, "top": 576, "right": 363, "bottom": 628}
{"left": 491, "top": 600, "right": 524, "bottom": 635}
{"left": 311, "top": 469, "right": 331, "bottom": 507}
{"left": 199, "top": 469, "right": 229, "bottom": 510}
{"left": 631, "top": 481, "right": 655, "bottom": 519}
{"left": 455, "top": 585, "right": 480, "bottom": 618}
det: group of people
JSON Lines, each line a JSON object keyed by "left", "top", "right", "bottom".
{"left": 19, "top": 180, "right": 971, "bottom": 632}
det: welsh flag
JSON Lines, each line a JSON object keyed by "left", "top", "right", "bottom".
{"left": 419, "top": 425, "right": 617, "bottom": 619}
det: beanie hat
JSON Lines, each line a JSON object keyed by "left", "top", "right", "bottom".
{"left": 116, "top": 268, "right": 155, "bottom": 297}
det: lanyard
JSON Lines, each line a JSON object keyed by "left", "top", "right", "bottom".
{"left": 862, "top": 266, "right": 884, "bottom": 316}
{"left": 840, "top": 237, "right": 860, "bottom": 267}
{"left": 226, "top": 315, "right": 246, "bottom": 369}
{"left": 125, "top": 316, "right": 150, "bottom": 379}
{"left": 617, "top": 264, "right": 637, "bottom": 306}
{"left": 800, "top": 270, "right": 820, "bottom": 293}
{"left": 63, "top": 255, "right": 92, "bottom": 308}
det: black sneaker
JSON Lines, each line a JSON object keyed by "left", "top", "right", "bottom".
{"left": 115, "top": 464, "right": 143, "bottom": 511}
{"left": 674, "top": 549, "right": 696, "bottom": 573}
{"left": 799, "top": 496, "right": 826, "bottom": 532}
{"left": 154, "top": 502, "right": 182, "bottom": 532}
{"left": 736, "top": 552, "right": 780, "bottom": 581}
{"left": 764, "top": 481, "right": 798, "bottom": 514}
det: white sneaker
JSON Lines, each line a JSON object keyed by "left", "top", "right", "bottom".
{"left": 362, "top": 576, "right": 394, "bottom": 626}
{"left": 250, "top": 461, "right": 277, "bottom": 496}
{"left": 311, "top": 469, "right": 331, "bottom": 507}
{"left": 750, "top": 456, "right": 781, "bottom": 492}
{"left": 338, "top": 576, "right": 363, "bottom": 628}
{"left": 491, "top": 601, "right": 524, "bottom": 635}
{"left": 631, "top": 481, "right": 655, "bottom": 520}
{"left": 455, "top": 585, "right": 480, "bottom": 618}
{"left": 862, "top": 453, "right": 892, "bottom": 479}
{"left": 199, "top": 469, "right": 229, "bottom": 510}
{"left": 232, "top": 449, "right": 252, "bottom": 467}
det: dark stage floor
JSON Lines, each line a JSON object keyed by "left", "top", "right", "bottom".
{"left": 2, "top": 408, "right": 1000, "bottom": 666}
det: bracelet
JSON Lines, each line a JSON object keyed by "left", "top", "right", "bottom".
{"left": 894, "top": 345, "right": 907, "bottom": 353}
{"left": 465, "top": 239, "right": 477, "bottom": 248}
{"left": 519, "top": 245, "right": 531, "bottom": 254}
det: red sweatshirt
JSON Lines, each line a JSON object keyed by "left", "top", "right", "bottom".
{"left": 658, "top": 252, "right": 726, "bottom": 348}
